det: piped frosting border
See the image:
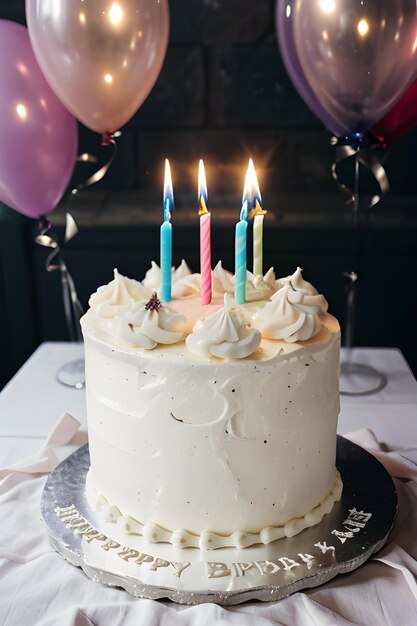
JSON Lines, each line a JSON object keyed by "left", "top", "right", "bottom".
{"left": 86, "top": 470, "right": 343, "bottom": 550}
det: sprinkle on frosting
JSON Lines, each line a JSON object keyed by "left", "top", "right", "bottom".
{"left": 254, "top": 267, "right": 329, "bottom": 343}
{"left": 186, "top": 294, "right": 261, "bottom": 359}
{"left": 145, "top": 292, "right": 163, "bottom": 312}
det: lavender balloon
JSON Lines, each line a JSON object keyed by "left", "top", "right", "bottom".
{"left": 0, "top": 21, "right": 77, "bottom": 219}
{"left": 276, "top": 0, "right": 345, "bottom": 136}
{"left": 289, "top": 0, "right": 417, "bottom": 134}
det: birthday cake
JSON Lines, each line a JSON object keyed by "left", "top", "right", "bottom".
{"left": 80, "top": 261, "right": 342, "bottom": 550}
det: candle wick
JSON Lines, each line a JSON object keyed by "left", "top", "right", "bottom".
{"left": 198, "top": 195, "right": 208, "bottom": 216}
{"left": 249, "top": 199, "right": 267, "bottom": 220}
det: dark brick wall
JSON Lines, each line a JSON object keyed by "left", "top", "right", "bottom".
{"left": 3, "top": 0, "right": 417, "bottom": 201}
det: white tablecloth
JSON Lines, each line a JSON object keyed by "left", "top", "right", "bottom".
{"left": 0, "top": 343, "right": 416, "bottom": 625}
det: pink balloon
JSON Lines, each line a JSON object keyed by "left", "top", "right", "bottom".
{"left": 26, "top": 0, "right": 169, "bottom": 135}
{"left": 0, "top": 20, "right": 77, "bottom": 219}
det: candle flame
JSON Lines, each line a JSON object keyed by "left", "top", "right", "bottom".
{"left": 198, "top": 159, "right": 208, "bottom": 216}
{"left": 163, "top": 159, "right": 174, "bottom": 222}
{"left": 242, "top": 159, "right": 264, "bottom": 220}
{"left": 240, "top": 199, "right": 249, "bottom": 221}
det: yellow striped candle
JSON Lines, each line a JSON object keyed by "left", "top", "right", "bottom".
{"left": 244, "top": 159, "right": 267, "bottom": 277}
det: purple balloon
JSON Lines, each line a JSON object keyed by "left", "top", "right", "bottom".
{"left": 0, "top": 20, "right": 77, "bottom": 219}
{"left": 276, "top": 0, "right": 345, "bottom": 136}
{"left": 288, "top": 0, "right": 417, "bottom": 135}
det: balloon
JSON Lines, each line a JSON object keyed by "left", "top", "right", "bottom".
{"left": 372, "top": 78, "right": 417, "bottom": 143}
{"left": 276, "top": 0, "right": 345, "bottom": 136}
{"left": 287, "top": 0, "right": 417, "bottom": 134}
{"left": 26, "top": 0, "right": 169, "bottom": 135}
{"left": 0, "top": 20, "right": 77, "bottom": 219}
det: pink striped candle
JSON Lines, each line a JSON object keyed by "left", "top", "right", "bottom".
{"left": 198, "top": 159, "right": 212, "bottom": 305}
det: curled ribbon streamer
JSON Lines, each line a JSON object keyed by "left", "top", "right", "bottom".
{"left": 71, "top": 131, "right": 121, "bottom": 195}
{"left": 36, "top": 214, "right": 84, "bottom": 342}
{"left": 356, "top": 150, "right": 389, "bottom": 208}
{"left": 76, "top": 153, "right": 98, "bottom": 164}
{"left": 331, "top": 135, "right": 389, "bottom": 209}
{"left": 331, "top": 144, "right": 357, "bottom": 205}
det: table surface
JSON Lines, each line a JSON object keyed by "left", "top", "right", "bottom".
{"left": 0, "top": 342, "right": 416, "bottom": 466}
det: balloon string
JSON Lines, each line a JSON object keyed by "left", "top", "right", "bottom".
{"left": 35, "top": 214, "right": 84, "bottom": 342}
{"left": 331, "top": 145, "right": 356, "bottom": 205}
{"left": 331, "top": 140, "right": 389, "bottom": 209}
{"left": 71, "top": 130, "right": 121, "bottom": 194}
{"left": 342, "top": 270, "right": 358, "bottom": 350}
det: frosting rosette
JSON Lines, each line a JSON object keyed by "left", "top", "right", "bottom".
{"left": 276, "top": 265, "right": 322, "bottom": 294}
{"left": 213, "top": 261, "right": 278, "bottom": 302}
{"left": 186, "top": 294, "right": 261, "bottom": 359}
{"left": 143, "top": 260, "right": 200, "bottom": 298}
{"left": 116, "top": 293, "right": 187, "bottom": 350}
{"left": 254, "top": 267, "right": 328, "bottom": 343}
{"left": 89, "top": 269, "right": 151, "bottom": 319}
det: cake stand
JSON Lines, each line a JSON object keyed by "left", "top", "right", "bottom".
{"left": 41, "top": 436, "right": 397, "bottom": 605}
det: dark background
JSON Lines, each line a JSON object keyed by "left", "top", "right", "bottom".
{"left": 1, "top": 0, "right": 416, "bottom": 389}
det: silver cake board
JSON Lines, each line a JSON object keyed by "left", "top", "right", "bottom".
{"left": 41, "top": 436, "right": 397, "bottom": 605}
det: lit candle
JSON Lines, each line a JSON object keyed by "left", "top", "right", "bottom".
{"left": 245, "top": 159, "right": 267, "bottom": 277}
{"left": 235, "top": 199, "right": 248, "bottom": 305}
{"left": 252, "top": 211, "right": 263, "bottom": 276}
{"left": 160, "top": 159, "right": 173, "bottom": 302}
{"left": 198, "top": 159, "right": 212, "bottom": 305}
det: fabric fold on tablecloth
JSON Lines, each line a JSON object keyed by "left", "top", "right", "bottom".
{"left": 0, "top": 418, "right": 416, "bottom": 626}
{"left": 345, "top": 428, "right": 417, "bottom": 481}
{"left": 0, "top": 412, "right": 86, "bottom": 494}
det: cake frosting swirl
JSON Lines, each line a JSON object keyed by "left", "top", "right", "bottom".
{"left": 89, "top": 269, "right": 151, "bottom": 319}
{"left": 116, "top": 293, "right": 187, "bottom": 350}
{"left": 213, "top": 261, "right": 278, "bottom": 302}
{"left": 254, "top": 267, "right": 329, "bottom": 342}
{"left": 186, "top": 294, "right": 261, "bottom": 359}
{"left": 143, "top": 260, "right": 200, "bottom": 298}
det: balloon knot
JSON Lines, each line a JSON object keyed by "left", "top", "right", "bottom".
{"left": 101, "top": 131, "right": 121, "bottom": 146}
{"left": 101, "top": 132, "right": 115, "bottom": 146}
{"left": 38, "top": 216, "right": 52, "bottom": 233}
{"left": 336, "top": 132, "right": 370, "bottom": 150}
{"left": 336, "top": 131, "right": 386, "bottom": 151}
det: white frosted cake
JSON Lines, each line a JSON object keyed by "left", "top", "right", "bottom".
{"left": 81, "top": 262, "right": 342, "bottom": 550}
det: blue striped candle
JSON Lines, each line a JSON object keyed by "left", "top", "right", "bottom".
{"left": 161, "top": 160, "right": 173, "bottom": 302}
{"left": 235, "top": 200, "right": 248, "bottom": 304}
